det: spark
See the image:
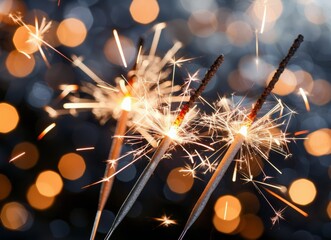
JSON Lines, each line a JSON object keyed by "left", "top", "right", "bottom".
{"left": 9, "top": 13, "right": 72, "bottom": 66}
{"left": 260, "top": 0, "right": 268, "bottom": 34}
{"left": 76, "top": 147, "right": 95, "bottom": 151}
{"left": 9, "top": 152, "right": 26, "bottom": 163}
{"left": 255, "top": 29, "right": 259, "bottom": 68}
{"left": 224, "top": 201, "right": 228, "bottom": 220}
{"left": 179, "top": 34, "right": 304, "bottom": 240}
{"left": 271, "top": 208, "right": 286, "bottom": 225}
{"left": 154, "top": 214, "right": 177, "bottom": 227}
{"left": 299, "top": 87, "right": 310, "bottom": 111}
{"left": 105, "top": 54, "right": 224, "bottom": 239}
{"left": 149, "top": 22, "right": 167, "bottom": 59}
{"left": 263, "top": 187, "right": 308, "bottom": 217}
{"left": 294, "top": 130, "right": 309, "bottom": 136}
{"left": 72, "top": 55, "right": 118, "bottom": 91}
{"left": 113, "top": 29, "right": 127, "bottom": 68}
{"left": 37, "top": 123, "right": 56, "bottom": 140}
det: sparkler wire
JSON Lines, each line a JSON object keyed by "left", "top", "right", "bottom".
{"left": 104, "top": 54, "right": 224, "bottom": 239}
{"left": 178, "top": 34, "right": 304, "bottom": 240}
{"left": 90, "top": 39, "right": 144, "bottom": 240}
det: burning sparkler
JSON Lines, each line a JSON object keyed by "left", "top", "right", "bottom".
{"left": 104, "top": 54, "right": 224, "bottom": 239}
{"left": 178, "top": 34, "right": 304, "bottom": 240}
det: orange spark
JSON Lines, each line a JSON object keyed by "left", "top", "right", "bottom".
{"left": 263, "top": 187, "right": 308, "bottom": 217}
{"left": 299, "top": 87, "right": 310, "bottom": 111}
{"left": 9, "top": 152, "right": 26, "bottom": 163}
{"left": 37, "top": 123, "right": 56, "bottom": 140}
{"left": 294, "top": 130, "right": 309, "bottom": 136}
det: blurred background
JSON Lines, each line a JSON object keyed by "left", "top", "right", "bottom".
{"left": 0, "top": 0, "right": 331, "bottom": 239}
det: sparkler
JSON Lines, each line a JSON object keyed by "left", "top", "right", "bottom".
{"left": 178, "top": 34, "right": 304, "bottom": 240}
{"left": 104, "top": 54, "right": 224, "bottom": 239}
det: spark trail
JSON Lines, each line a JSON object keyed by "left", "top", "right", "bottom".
{"left": 178, "top": 34, "right": 304, "bottom": 240}
{"left": 104, "top": 54, "right": 224, "bottom": 239}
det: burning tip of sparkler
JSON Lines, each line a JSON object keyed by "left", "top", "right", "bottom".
{"left": 121, "top": 96, "right": 132, "bottom": 111}
{"left": 166, "top": 125, "right": 179, "bottom": 140}
{"left": 238, "top": 125, "right": 248, "bottom": 137}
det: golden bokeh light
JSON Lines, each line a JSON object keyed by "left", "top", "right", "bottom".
{"left": 239, "top": 214, "right": 264, "bottom": 239}
{"left": 237, "top": 192, "right": 260, "bottom": 214}
{"left": 214, "top": 195, "right": 242, "bottom": 221}
{"left": 309, "top": 79, "right": 331, "bottom": 106}
{"left": 304, "top": 2, "right": 325, "bottom": 25}
{"left": 36, "top": 170, "right": 63, "bottom": 197}
{"left": 294, "top": 70, "right": 314, "bottom": 93}
{"left": 56, "top": 18, "right": 87, "bottom": 47}
{"left": 327, "top": 201, "right": 331, "bottom": 219}
{"left": 188, "top": 10, "right": 218, "bottom": 37}
{"left": 304, "top": 128, "right": 331, "bottom": 157}
{"left": 0, "top": 174, "right": 12, "bottom": 200}
{"left": 27, "top": 184, "right": 55, "bottom": 210}
{"left": 13, "top": 25, "right": 38, "bottom": 54}
{"left": 213, "top": 214, "right": 240, "bottom": 234}
{"left": 289, "top": 178, "right": 316, "bottom": 206}
{"left": 166, "top": 167, "right": 194, "bottom": 194}
{"left": 5, "top": 50, "right": 36, "bottom": 78}
{"left": 268, "top": 69, "right": 297, "bottom": 96}
{"left": 1, "top": 202, "right": 31, "bottom": 231}
{"left": 0, "top": 102, "right": 19, "bottom": 133}
{"left": 58, "top": 153, "right": 86, "bottom": 180}
{"left": 11, "top": 142, "right": 39, "bottom": 169}
{"left": 130, "top": 0, "right": 159, "bottom": 24}
{"left": 226, "top": 20, "right": 253, "bottom": 46}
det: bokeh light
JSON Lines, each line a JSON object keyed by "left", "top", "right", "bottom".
{"left": 213, "top": 214, "right": 240, "bottom": 234}
{"left": 0, "top": 102, "right": 19, "bottom": 133}
{"left": 288, "top": 178, "right": 316, "bottom": 206}
{"left": 268, "top": 69, "right": 297, "bottom": 96}
{"left": 304, "top": 128, "right": 331, "bottom": 157}
{"left": 56, "top": 18, "right": 87, "bottom": 47}
{"left": 27, "top": 184, "right": 55, "bottom": 210}
{"left": 166, "top": 167, "right": 194, "bottom": 194}
{"left": 13, "top": 25, "right": 38, "bottom": 54}
{"left": 1, "top": 202, "right": 32, "bottom": 231}
{"left": 5, "top": 50, "right": 36, "bottom": 77}
{"left": 11, "top": 142, "right": 39, "bottom": 169}
{"left": 0, "top": 174, "right": 12, "bottom": 200}
{"left": 58, "top": 153, "right": 86, "bottom": 180}
{"left": 239, "top": 214, "right": 264, "bottom": 239}
{"left": 327, "top": 201, "right": 331, "bottom": 219}
{"left": 129, "top": 0, "right": 159, "bottom": 24}
{"left": 188, "top": 10, "right": 218, "bottom": 37}
{"left": 36, "top": 170, "right": 63, "bottom": 197}
{"left": 237, "top": 192, "right": 260, "bottom": 214}
{"left": 309, "top": 79, "right": 331, "bottom": 106}
{"left": 214, "top": 195, "right": 242, "bottom": 221}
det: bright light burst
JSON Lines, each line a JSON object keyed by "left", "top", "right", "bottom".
{"left": 200, "top": 95, "right": 295, "bottom": 179}
{"left": 154, "top": 214, "right": 177, "bottom": 227}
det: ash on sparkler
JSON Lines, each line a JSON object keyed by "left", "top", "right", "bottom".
{"left": 104, "top": 54, "right": 224, "bottom": 239}
{"left": 179, "top": 34, "right": 304, "bottom": 240}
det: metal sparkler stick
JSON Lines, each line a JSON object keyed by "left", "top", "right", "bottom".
{"left": 104, "top": 54, "right": 225, "bottom": 239}
{"left": 178, "top": 34, "right": 304, "bottom": 240}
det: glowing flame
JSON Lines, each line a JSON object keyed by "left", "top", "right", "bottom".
{"left": 239, "top": 125, "right": 248, "bottom": 137}
{"left": 121, "top": 96, "right": 132, "bottom": 111}
{"left": 167, "top": 125, "right": 178, "bottom": 139}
